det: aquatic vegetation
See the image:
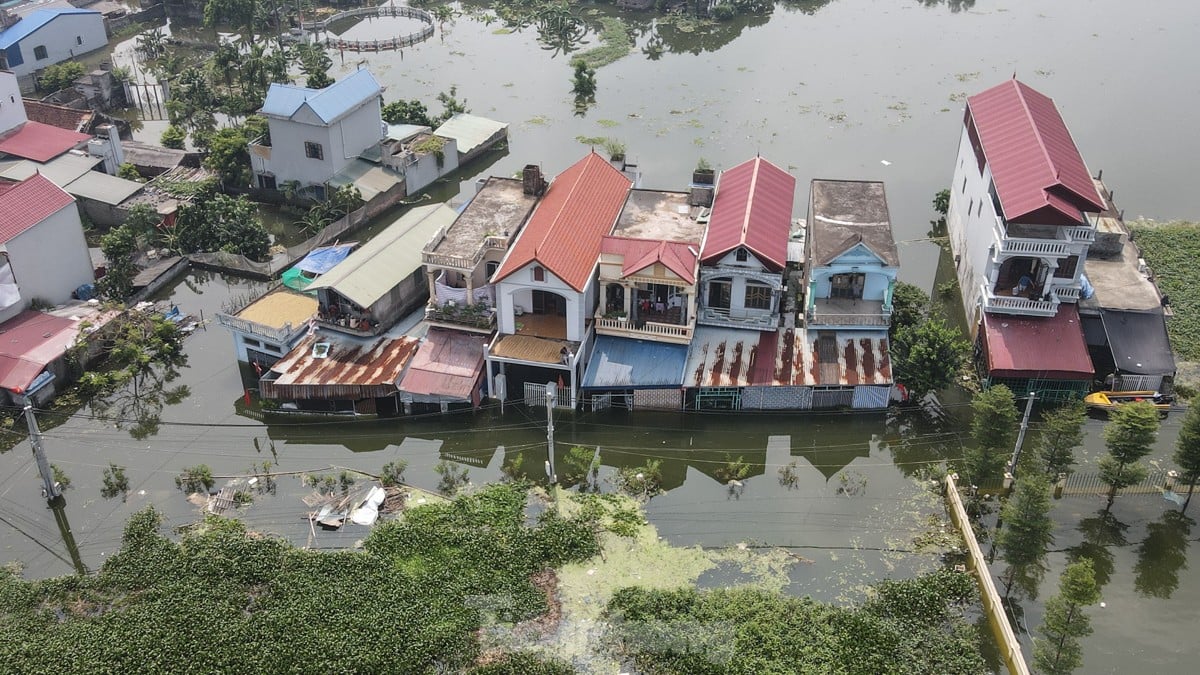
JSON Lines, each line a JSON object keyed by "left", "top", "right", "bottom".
{"left": 1128, "top": 219, "right": 1200, "bottom": 360}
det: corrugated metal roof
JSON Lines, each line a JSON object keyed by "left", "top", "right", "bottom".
{"left": 0, "top": 8, "right": 100, "bottom": 49}
{"left": 982, "top": 305, "right": 1093, "bottom": 379}
{"left": 701, "top": 156, "right": 795, "bottom": 271}
{"left": 0, "top": 174, "right": 74, "bottom": 244}
{"left": 64, "top": 170, "right": 142, "bottom": 205}
{"left": 0, "top": 121, "right": 91, "bottom": 163}
{"left": 492, "top": 152, "right": 632, "bottom": 292}
{"left": 490, "top": 334, "right": 573, "bottom": 365}
{"left": 308, "top": 204, "right": 456, "bottom": 308}
{"left": 399, "top": 328, "right": 487, "bottom": 400}
{"left": 0, "top": 152, "right": 101, "bottom": 185}
{"left": 685, "top": 327, "right": 892, "bottom": 388}
{"left": 0, "top": 310, "right": 77, "bottom": 391}
{"left": 967, "top": 79, "right": 1105, "bottom": 225}
{"left": 261, "top": 334, "right": 420, "bottom": 400}
{"left": 808, "top": 180, "right": 898, "bottom": 266}
{"left": 328, "top": 158, "right": 402, "bottom": 201}
{"left": 433, "top": 113, "right": 508, "bottom": 155}
{"left": 582, "top": 336, "right": 688, "bottom": 389}
{"left": 1101, "top": 309, "right": 1175, "bottom": 377}
{"left": 260, "top": 68, "right": 382, "bottom": 125}
{"left": 386, "top": 123, "right": 429, "bottom": 141}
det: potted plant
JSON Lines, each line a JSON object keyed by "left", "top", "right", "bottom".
{"left": 693, "top": 157, "right": 715, "bottom": 185}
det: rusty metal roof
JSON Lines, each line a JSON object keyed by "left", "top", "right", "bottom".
{"left": 261, "top": 334, "right": 419, "bottom": 400}
{"left": 685, "top": 327, "right": 892, "bottom": 388}
{"left": 399, "top": 328, "right": 487, "bottom": 401}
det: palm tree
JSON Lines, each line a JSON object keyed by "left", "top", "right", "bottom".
{"left": 294, "top": 208, "right": 331, "bottom": 235}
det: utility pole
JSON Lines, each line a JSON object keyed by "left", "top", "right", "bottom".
{"left": 545, "top": 382, "right": 557, "bottom": 486}
{"left": 1008, "top": 391, "right": 1037, "bottom": 479}
{"left": 24, "top": 404, "right": 60, "bottom": 501}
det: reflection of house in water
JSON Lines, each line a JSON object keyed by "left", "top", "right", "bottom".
{"left": 310, "top": 204, "right": 457, "bottom": 336}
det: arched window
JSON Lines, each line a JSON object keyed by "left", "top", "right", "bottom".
{"left": 533, "top": 266, "right": 545, "bottom": 282}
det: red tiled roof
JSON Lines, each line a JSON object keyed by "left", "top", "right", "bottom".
{"left": 493, "top": 153, "right": 632, "bottom": 292}
{"left": 967, "top": 79, "right": 1105, "bottom": 226}
{"left": 21, "top": 99, "right": 92, "bottom": 132}
{"left": 701, "top": 156, "right": 795, "bottom": 271}
{"left": 601, "top": 236, "right": 698, "bottom": 284}
{"left": 0, "top": 120, "right": 90, "bottom": 162}
{"left": 0, "top": 311, "right": 77, "bottom": 392}
{"left": 0, "top": 173, "right": 74, "bottom": 244}
{"left": 983, "top": 305, "right": 1093, "bottom": 380}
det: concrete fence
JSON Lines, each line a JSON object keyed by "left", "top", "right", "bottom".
{"left": 301, "top": 4, "right": 435, "bottom": 52}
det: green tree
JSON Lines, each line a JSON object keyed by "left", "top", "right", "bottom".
{"left": 1033, "top": 560, "right": 1101, "bottom": 675}
{"left": 100, "top": 463, "right": 130, "bottom": 501}
{"left": 933, "top": 188, "right": 950, "bottom": 216}
{"left": 172, "top": 194, "right": 270, "bottom": 261}
{"left": 175, "top": 464, "right": 215, "bottom": 493}
{"left": 38, "top": 61, "right": 85, "bottom": 92}
{"left": 571, "top": 59, "right": 597, "bottom": 111}
{"left": 202, "top": 126, "right": 252, "bottom": 188}
{"left": 98, "top": 225, "right": 139, "bottom": 301}
{"left": 1099, "top": 401, "right": 1159, "bottom": 509}
{"left": 964, "top": 385, "right": 1018, "bottom": 486}
{"left": 1037, "top": 400, "right": 1087, "bottom": 478}
{"left": 889, "top": 281, "right": 930, "bottom": 338}
{"left": 995, "top": 474, "right": 1053, "bottom": 596}
{"left": 435, "top": 86, "right": 469, "bottom": 124}
{"left": 117, "top": 163, "right": 144, "bottom": 182}
{"left": 1173, "top": 402, "right": 1200, "bottom": 511}
{"left": 891, "top": 317, "right": 969, "bottom": 399}
{"left": 160, "top": 125, "right": 187, "bottom": 150}
{"left": 382, "top": 99, "right": 434, "bottom": 127}
{"left": 296, "top": 43, "right": 333, "bottom": 89}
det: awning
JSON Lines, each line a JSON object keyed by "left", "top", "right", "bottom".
{"left": 582, "top": 336, "right": 688, "bottom": 389}
{"left": 294, "top": 242, "right": 357, "bottom": 275}
{"left": 983, "top": 305, "right": 1093, "bottom": 380}
{"left": 1101, "top": 309, "right": 1175, "bottom": 376}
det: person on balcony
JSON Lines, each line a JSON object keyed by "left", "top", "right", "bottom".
{"left": 1013, "top": 274, "right": 1034, "bottom": 296}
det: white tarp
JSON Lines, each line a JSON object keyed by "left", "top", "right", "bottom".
{"left": 350, "top": 485, "right": 387, "bottom": 526}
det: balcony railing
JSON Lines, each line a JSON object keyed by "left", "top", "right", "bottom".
{"left": 595, "top": 316, "right": 693, "bottom": 343}
{"left": 697, "top": 307, "right": 778, "bottom": 330}
{"left": 1054, "top": 286, "right": 1082, "bottom": 302}
{"left": 807, "top": 311, "right": 890, "bottom": 327}
{"left": 216, "top": 313, "right": 298, "bottom": 343}
{"left": 425, "top": 304, "right": 497, "bottom": 331}
{"left": 1064, "top": 226, "right": 1095, "bottom": 243}
{"left": 981, "top": 284, "right": 1058, "bottom": 317}
{"left": 807, "top": 298, "right": 890, "bottom": 328}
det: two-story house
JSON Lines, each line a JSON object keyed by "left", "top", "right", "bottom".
{"left": 421, "top": 172, "right": 542, "bottom": 333}
{"left": 947, "top": 78, "right": 1101, "bottom": 399}
{"left": 486, "top": 152, "right": 632, "bottom": 408}
{"left": 0, "top": 9, "right": 107, "bottom": 93}
{"left": 251, "top": 68, "right": 384, "bottom": 197}
{"left": 697, "top": 156, "right": 795, "bottom": 331}
{"left": 804, "top": 180, "right": 898, "bottom": 330}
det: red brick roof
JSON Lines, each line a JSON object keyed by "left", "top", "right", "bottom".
{"left": 701, "top": 156, "right": 795, "bottom": 271}
{"left": 0, "top": 173, "right": 74, "bottom": 244}
{"left": 601, "top": 236, "right": 698, "bottom": 284}
{"left": 967, "top": 79, "right": 1105, "bottom": 226}
{"left": 21, "top": 99, "right": 92, "bottom": 132}
{"left": 493, "top": 153, "right": 632, "bottom": 292}
{"left": 982, "top": 305, "right": 1093, "bottom": 380}
{"left": 0, "top": 120, "right": 90, "bottom": 162}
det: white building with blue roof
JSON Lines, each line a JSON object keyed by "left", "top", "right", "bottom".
{"left": 0, "top": 8, "right": 106, "bottom": 88}
{"left": 250, "top": 68, "right": 384, "bottom": 197}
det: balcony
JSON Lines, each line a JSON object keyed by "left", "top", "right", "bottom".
{"left": 807, "top": 298, "right": 890, "bottom": 328}
{"left": 697, "top": 306, "right": 778, "bottom": 331}
{"left": 994, "top": 217, "right": 1096, "bottom": 258}
{"left": 425, "top": 303, "right": 496, "bottom": 333}
{"left": 595, "top": 314, "right": 693, "bottom": 344}
{"left": 981, "top": 284, "right": 1058, "bottom": 317}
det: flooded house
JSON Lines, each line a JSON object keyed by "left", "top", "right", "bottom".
{"left": 309, "top": 204, "right": 457, "bottom": 336}
{"left": 397, "top": 328, "right": 489, "bottom": 411}
{"left": 421, "top": 173, "right": 542, "bottom": 334}
{"left": 485, "top": 152, "right": 633, "bottom": 408}
{"left": 0, "top": 8, "right": 107, "bottom": 93}
{"left": 216, "top": 285, "right": 318, "bottom": 367}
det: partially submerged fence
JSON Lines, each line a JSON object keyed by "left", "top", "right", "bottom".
{"left": 944, "top": 473, "right": 1031, "bottom": 675}
{"left": 301, "top": 4, "right": 435, "bottom": 52}
{"left": 1061, "top": 468, "right": 1170, "bottom": 496}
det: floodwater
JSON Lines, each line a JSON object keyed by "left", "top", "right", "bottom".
{"left": 4, "top": 0, "right": 1200, "bottom": 670}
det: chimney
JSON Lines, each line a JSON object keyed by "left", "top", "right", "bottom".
{"left": 86, "top": 124, "right": 125, "bottom": 175}
{"left": 522, "top": 164, "right": 546, "bottom": 196}
{"left": 0, "top": 9, "right": 17, "bottom": 29}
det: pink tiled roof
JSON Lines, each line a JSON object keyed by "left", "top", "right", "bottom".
{"left": 967, "top": 79, "right": 1105, "bottom": 226}
{"left": 493, "top": 153, "right": 632, "bottom": 292}
{"left": 0, "top": 120, "right": 90, "bottom": 162}
{"left": 0, "top": 311, "right": 77, "bottom": 392}
{"left": 601, "top": 236, "right": 698, "bottom": 284}
{"left": 700, "top": 156, "right": 794, "bottom": 271}
{"left": 0, "top": 174, "right": 74, "bottom": 244}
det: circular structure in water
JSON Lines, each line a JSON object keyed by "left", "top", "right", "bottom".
{"left": 301, "top": 3, "right": 435, "bottom": 52}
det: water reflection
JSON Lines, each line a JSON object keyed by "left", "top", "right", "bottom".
{"left": 1133, "top": 510, "right": 1193, "bottom": 599}
{"left": 1067, "top": 509, "right": 1129, "bottom": 589}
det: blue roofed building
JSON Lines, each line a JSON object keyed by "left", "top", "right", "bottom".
{"left": 249, "top": 68, "right": 384, "bottom": 197}
{"left": 0, "top": 8, "right": 107, "bottom": 89}
{"left": 581, "top": 336, "right": 689, "bottom": 410}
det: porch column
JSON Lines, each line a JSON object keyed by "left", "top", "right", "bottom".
{"left": 623, "top": 283, "right": 632, "bottom": 316}
{"left": 426, "top": 270, "right": 438, "bottom": 306}
{"left": 465, "top": 275, "right": 475, "bottom": 306}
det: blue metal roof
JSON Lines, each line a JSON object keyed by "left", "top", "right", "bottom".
{"left": 260, "top": 68, "right": 381, "bottom": 124}
{"left": 0, "top": 9, "right": 100, "bottom": 49}
{"left": 582, "top": 336, "right": 688, "bottom": 389}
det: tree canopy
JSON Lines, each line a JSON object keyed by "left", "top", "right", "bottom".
{"left": 1099, "top": 401, "right": 1159, "bottom": 508}
{"left": 963, "top": 385, "right": 1018, "bottom": 486}
{"left": 888, "top": 281, "right": 930, "bottom": 338}
{"left": 891, "top": 317, "right": 969, "bottom": 398}
{"left": 996, "top": 473, "right": 1053, "bottom": 596}
{"left": 170, "top": 194, "right": 271, "bottom": 261}
{"left": 1033, "top": 560, "right": 1101, "bottom": 675}
{"left": 1037, "top": 400, "right": 1087, "bottom": 478}
{"left": 1174, "top": 403, "right": 1200, "bottom": 511}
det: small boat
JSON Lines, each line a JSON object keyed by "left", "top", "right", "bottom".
{"left": 1084, "top": 390, "right": 1173, "bottom": 413}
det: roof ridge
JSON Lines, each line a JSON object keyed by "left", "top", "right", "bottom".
{"left": 740, "top": 157, "right": 761, "bottom": 244}
{"left": 1012, "top": 80, "right": 1060, "bottom": 191}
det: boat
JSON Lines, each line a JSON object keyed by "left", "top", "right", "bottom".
{"left": 1084, "top": 390, "right": 1173, "bottom": 413}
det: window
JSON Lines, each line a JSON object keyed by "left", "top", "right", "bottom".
{"left": 33, "top": 45, "right": 48, "bottom": 61}
{"left": 304, "top": 141, "right": 323, "bottom": 160}
{"left": 961, "top": 176, "right": 967, "bottom": 193}
{"left": 1054, "top": 255, "right": 1080, "bottom": 279}
{"left": 76, "top": 36, "right": 83, "bottom": 46}
{"left": 485, "top": 261, "right": 500, "bottom": 279}
{"left": 735, "top": 248, "right": 748, "bottom": 262}
{"left": 532, "top": 266, "right": 545, "bottom": 282}
{"left": 830, "top": 273, "right": 865, "bottom": 300}
{"left": 263, "top": 343, "right": 281, "bottom": 354}
{"left": 977, "top": 199, "right": 984, "bottom": 217}
{"left": 708, "top": 280, "right": 731, "bottom": 309}
{"left": 968, "top": 199, "right": 973, "bottom": 216}
{"left": 243, "top": 337, "right": 262, "bottom": 348}
{"left": 744, "top": 283, "right": 772, "bottom": 310}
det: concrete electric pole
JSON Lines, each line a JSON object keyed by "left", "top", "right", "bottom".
{"left": 24, "top": 404, "right": 61, "bottom": 501}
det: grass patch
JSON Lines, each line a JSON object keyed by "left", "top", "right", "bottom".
{"left": 1129, "top": 219, "right": 1200, "bottom": 359}
{"left": 572, "top": 17, "right": 633, "bottom": 69}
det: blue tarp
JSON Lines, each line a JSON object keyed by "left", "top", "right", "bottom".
{"left": 295, "top": 243, "right": 357, "bottom": 274}
{"left": 582, "top": 336, "right": 688, "bottom": 389}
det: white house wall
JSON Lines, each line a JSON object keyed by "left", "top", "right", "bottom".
{"left": 263, "top": 97, "right": 383, "bottom": 188}
{"left": 400, "top": 138, "right": 460, "bottom": 194}
{"left": 0, "top": 71, "right": 24, "bottom": 135}
{"left": 3, "top": 13, "right": 107, "bottom": 80}
{"left": 6, "top": 203, "right": 93, "bottom": 307}
{"left": 947, "top": 125, "right": 997, "bottom": 329}
{"left": 496, "top": 263, "right": 591, "bottom": 342}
